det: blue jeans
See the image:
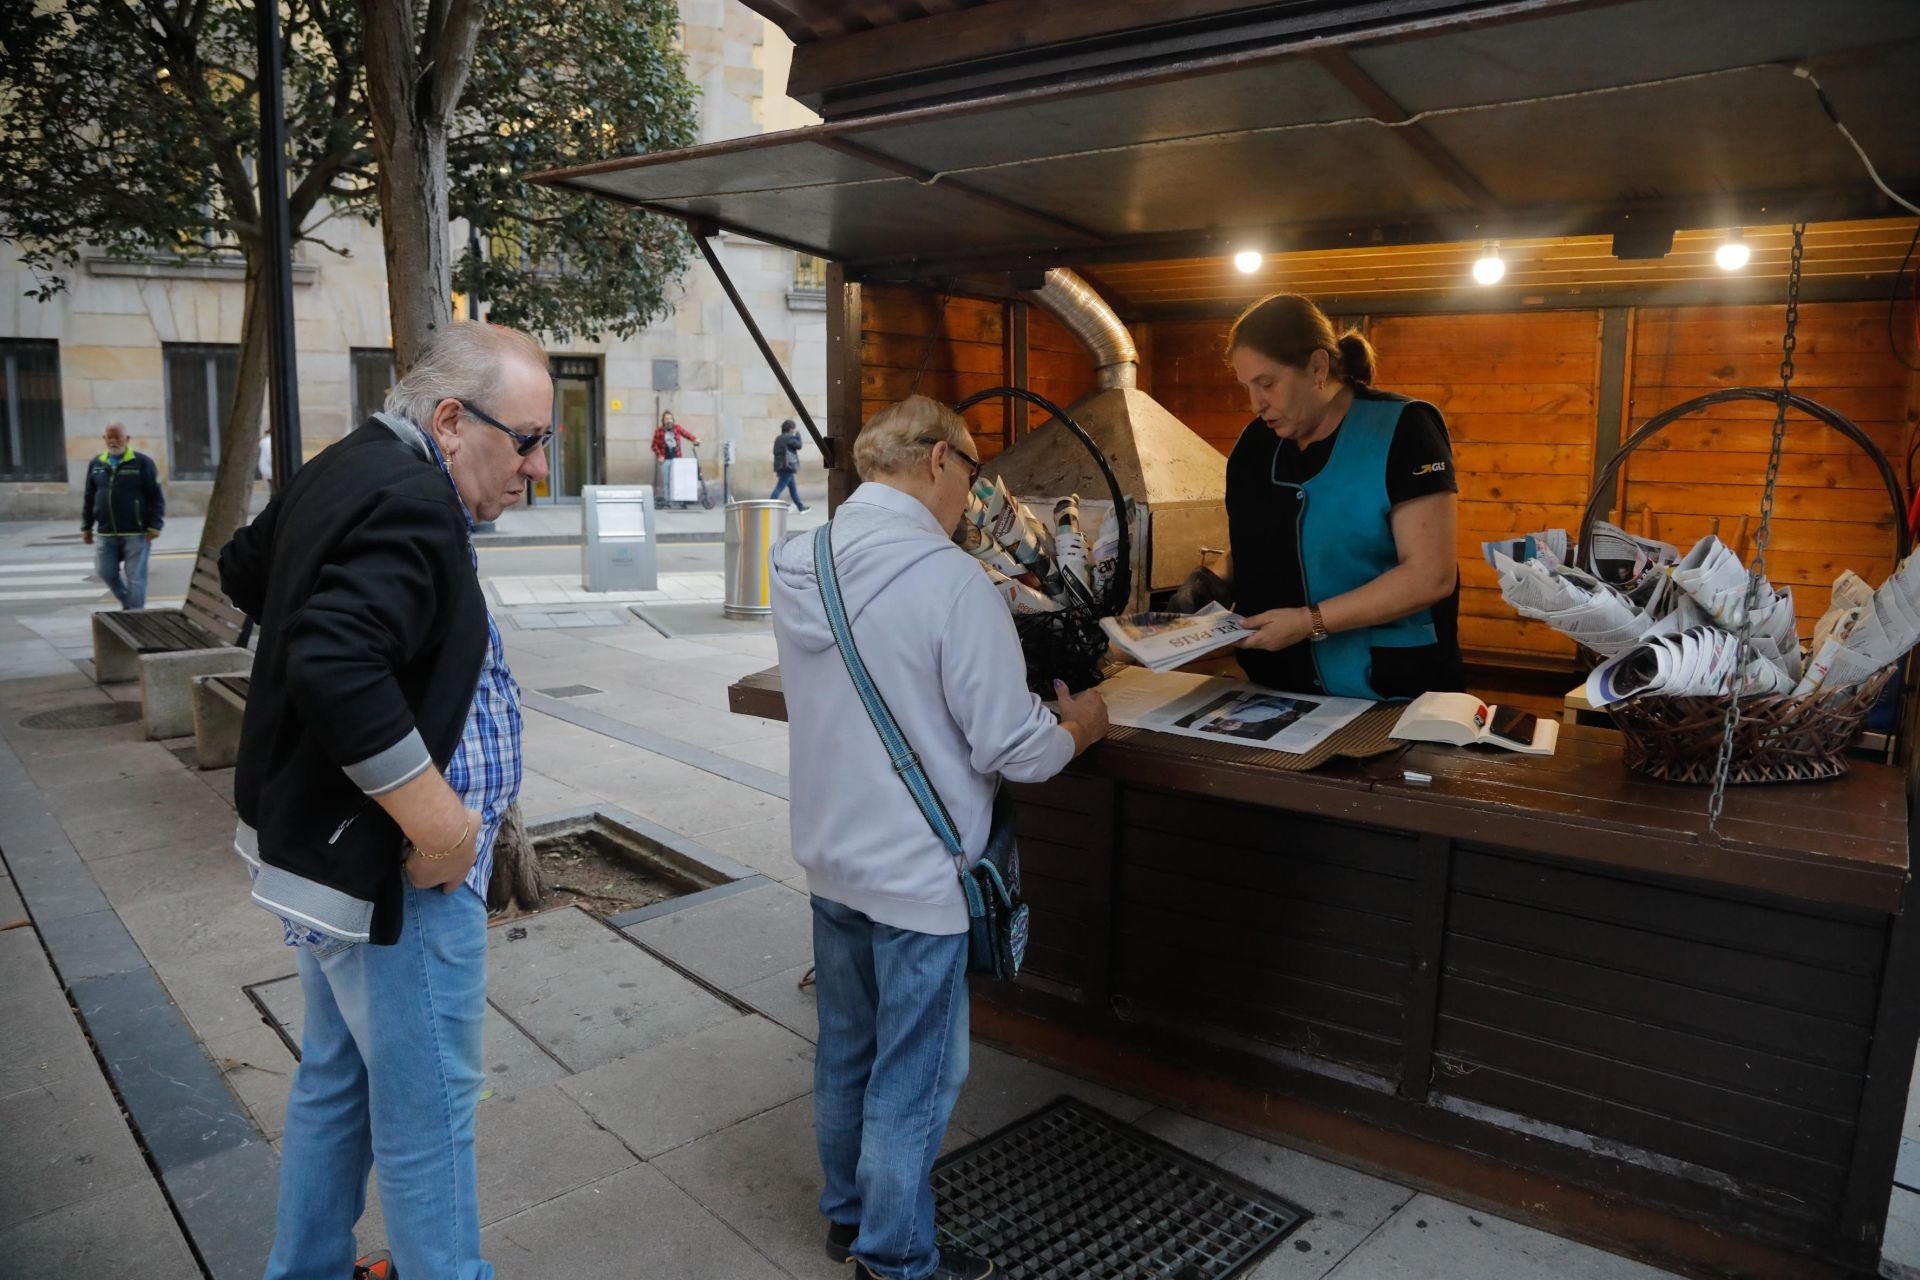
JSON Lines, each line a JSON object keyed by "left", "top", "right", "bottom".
{"left": 264, "top": 883, "right": 492, "bottom": 1280}
{"left": 95, "top": 534, "right": 150, "bottom": 610}
{"left": 771, "top": 471, "right": 804, "bottom": 507}
{"left": 811, "top": 895, "right": 970, "bottom": 1280}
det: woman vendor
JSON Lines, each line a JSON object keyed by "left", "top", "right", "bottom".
{"left": 1219, "top": 293, "right": 1464, "bottom": 700}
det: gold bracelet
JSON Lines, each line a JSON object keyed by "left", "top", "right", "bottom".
{"left": 412, "top": 817, "right": 472, "bottom": 862}
{"left": 1308, "top": 604, "right": 1330, "bottom": 642}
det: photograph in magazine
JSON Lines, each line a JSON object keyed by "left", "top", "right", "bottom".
{"left": 1173, "top": 690, "right": 1318, "bottom": 742}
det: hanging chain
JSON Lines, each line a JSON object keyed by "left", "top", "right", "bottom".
{"left": 1706, "top": 221, "right": 1804, "bottom": 833}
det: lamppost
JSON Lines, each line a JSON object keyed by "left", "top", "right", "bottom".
{"left": 257, "top": 0, "right": 301, "bottom": 489}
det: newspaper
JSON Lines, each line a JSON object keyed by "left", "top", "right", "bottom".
{"left": 1489, "top": 523, "right": 1919, "bottom": 699}
{"left": 1489, "top": 550, "right": 1646, "bottom": 656}
{"left": 1099, "top": 602, "right": 1247, "bottom": 673}
{"left": 1097, "top": 667, "right": 1370, "bottom": 755}
{"left": 1792, "top": 553, "right": 1920, "bottom": 694}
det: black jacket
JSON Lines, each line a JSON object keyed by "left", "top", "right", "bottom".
{"left": 81, "top": 448, "right": 165, "bottom": 535}
{"left": 774, "top": 428, "right": 803, "bottom": 474}
{"left": 221, "top": 418, "right": 487, "bottom": 945}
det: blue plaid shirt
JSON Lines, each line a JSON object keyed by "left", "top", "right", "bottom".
{"left": 268, "top": 419, "right": 521, "bottom": 946}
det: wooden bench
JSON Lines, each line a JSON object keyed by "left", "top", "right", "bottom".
{"left": 190, "top": 673, "right": 250, "bottom": 770}
{"left": 93, "top": 550, "right": 253, "bottom": 739}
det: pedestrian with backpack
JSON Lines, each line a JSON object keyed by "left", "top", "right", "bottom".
{"left": 771, "top": 418, "right": 807, "bottom": 511}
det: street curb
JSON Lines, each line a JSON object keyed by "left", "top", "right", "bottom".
{"left": 0, "top": 725, "right": 276, "bottom": 1279}
{"left": 475, "top": 531, "right": 725, "bottom": 548}
{"left": 520, "top": 692, "right": 789, "bottom": 800}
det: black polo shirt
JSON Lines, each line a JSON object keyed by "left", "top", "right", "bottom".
{"left": 1224, "top": 388, "right": 1465, "bottom": 697}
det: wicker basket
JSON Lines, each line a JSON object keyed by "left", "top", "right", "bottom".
{"left": 1606, "top": 665, "right": 1894, "bottom": 784}
{"left": 953, "top": 386, "right": 1134, "bottom": 696}
{"left": 1572, "top": 388, "right": 1909, "bottom": 785}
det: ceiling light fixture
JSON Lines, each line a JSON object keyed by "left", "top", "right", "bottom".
{"left": 1471, "top": 242, "right": 1506, "bottom": 286}
{"left": 1715, "top": 228, "right": 1751, "bottom": 271}
{"left": 1233, "top": 250, "right": 1263, "bottom": 274}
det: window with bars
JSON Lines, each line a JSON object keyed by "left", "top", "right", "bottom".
{"left": 0, "top": 340, "right": 65, "bottom": 482}
{"left": 162, "top": 343, "right": 240, "bottom": 481}
{"left": 351, "top": 348, "right": 396, "bottom": 427}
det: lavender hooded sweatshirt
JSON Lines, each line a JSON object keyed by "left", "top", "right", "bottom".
{"left": 770, "top": 482, "right": 1074, "bottom": 934}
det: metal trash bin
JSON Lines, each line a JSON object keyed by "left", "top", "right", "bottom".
{"left": 581, "top": 485, "right": 658, "bottom": 592}
{"left": 723, "top": 499, "right": 789, "bottom": 618}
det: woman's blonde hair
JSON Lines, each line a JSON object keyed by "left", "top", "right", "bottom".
{"left": 853, "top": 395, "right": 972, "bottom": 480}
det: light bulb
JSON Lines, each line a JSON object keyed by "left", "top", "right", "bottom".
{"left": 1471, "top": 244, "right": 1505, "bottom": 286}
{"left": 1233, "top": 250, "right": 1263, "bottom": 274}
{"left": 1715, "top": 230, "right": 1750, "bottom": 271}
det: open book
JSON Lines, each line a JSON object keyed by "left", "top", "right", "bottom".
{"left": 1099, "top": 603, "right": 1247, "bottom": 673}
{"left": 1390, "top": 691, "right": 1560, "bottom": 756}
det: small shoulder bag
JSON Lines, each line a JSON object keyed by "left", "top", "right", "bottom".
{"left": 812, "top": 524, "right": 1028, "bottom": 980}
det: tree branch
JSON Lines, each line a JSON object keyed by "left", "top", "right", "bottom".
{"left": 426, "top": 0, "right": 489, "bottom": 124}
{"left": 299, "top": 231, "right": 354, "bottom": 258}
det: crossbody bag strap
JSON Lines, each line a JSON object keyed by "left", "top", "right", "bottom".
{"left": 812, "top": 524, "right": 970, "bottom": 876}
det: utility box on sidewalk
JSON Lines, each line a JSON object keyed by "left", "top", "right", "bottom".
{"left": 582, "top": 485, "right": 658, "bottom": 592}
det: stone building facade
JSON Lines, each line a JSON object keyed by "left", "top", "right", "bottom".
{"left": 0, "top": 0, "right": 825, "bottom": 520}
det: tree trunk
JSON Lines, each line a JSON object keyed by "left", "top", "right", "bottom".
{"left": 360, "top": 0, "right": 457, "bottom": 376}
{"left": 487, "top": 802, "right": 544, "bottom": 911}
{"left": 196, "top": 253, "right": 271, "bottom": 566}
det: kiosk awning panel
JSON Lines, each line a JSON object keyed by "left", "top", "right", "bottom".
{"left": 533, "top": 0, "right": 1920, "bottom": 271}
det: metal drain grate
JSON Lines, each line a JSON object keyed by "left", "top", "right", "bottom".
{"left": 537, "top": 684, "right": 605, "bottom": 699}
{"left": 19, "top": 702, "right": 143, "bottom": 730}
{"left": 933, "top": 1097, "right": 1306, "bottom": 1279}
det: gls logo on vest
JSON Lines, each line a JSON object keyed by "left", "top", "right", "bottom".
{"left": 1411, "top": 461, "right": 1448, "bottom": 476}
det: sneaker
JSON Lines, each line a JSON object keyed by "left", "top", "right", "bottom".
{"left": 825, "top": 1221, "right": 858, "bottom": 1264}
{"left": 854, "top": 1249, "right": 994, "bottom": 1279}
{"left": 353, "top": 1254, "right": 396, "bottom": 1280}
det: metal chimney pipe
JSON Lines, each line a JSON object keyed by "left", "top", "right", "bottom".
{"left": 1022, "top": 268, "right": 1138, "bottom": 390}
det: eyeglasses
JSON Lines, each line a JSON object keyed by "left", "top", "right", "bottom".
{"left": 918, "top": 436, "right": 982, "bottom": 486}
{"left": 459, "top": 399, "right": 552, "bottom": 457}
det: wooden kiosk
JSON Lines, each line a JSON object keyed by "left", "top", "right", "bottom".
{"left": 536, "top": 3, "right": 1920, "bottom": 1272}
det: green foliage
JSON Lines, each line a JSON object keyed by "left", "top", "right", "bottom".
{"left": 0, "top": 0, "right": 700, "bottom": 339}
{"left": 452, "top": 0, "right": 700, "bottom": 342}
{"left": 0, "top": 0, "right": 370, "bottom": 299}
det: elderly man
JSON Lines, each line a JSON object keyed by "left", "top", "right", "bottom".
{"left": 81, "top": 422, "right": 164, "bottom": 609}
{"left": 220, "top": 322, "right": 552, "bottom": 1280}
{"left": 771, "top": 395, "right": 1110, "bottom": 1280}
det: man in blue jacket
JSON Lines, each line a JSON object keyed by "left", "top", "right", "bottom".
{"left": 80, "top": 422, "right": 164, "bottom": 609}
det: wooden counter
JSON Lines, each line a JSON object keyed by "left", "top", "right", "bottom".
{"left": 731, "top": 666, "right": 1920, "bottom": 1276}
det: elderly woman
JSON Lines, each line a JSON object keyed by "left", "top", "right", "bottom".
{"left": 1221, "top": 293, "right": 1464, "bottom": 700}
{"left": 770, "top": 395, "right": 1107, "bottom": 1280}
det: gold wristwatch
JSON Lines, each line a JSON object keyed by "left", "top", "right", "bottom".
{"left": 1307, "top": 604, "right": 1330, "bottom": 643}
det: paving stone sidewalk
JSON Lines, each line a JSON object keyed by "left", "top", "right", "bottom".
{"left": 0, "top": 601, "right": 1746, "bottom": 1280}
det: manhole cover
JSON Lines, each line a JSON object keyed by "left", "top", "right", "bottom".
{"left": 932, "top": 1096, "right": 1306, "bottom": 1279}
{"left": 537, "top": 685, "right": 604, "bottom": 699}
{"left": 19, "top": 702, "right": 142, "bottom": 730}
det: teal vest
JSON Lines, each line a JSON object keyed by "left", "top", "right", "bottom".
{"left": 1276, "top": 395, "right": 1437, "bottom": 700}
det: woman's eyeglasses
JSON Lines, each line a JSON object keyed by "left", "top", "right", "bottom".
{"left": 918, "top": 436, "right": 982, "bottom": 485}
{"left": 460, "top": 399, "right": 553, "bottom": 457}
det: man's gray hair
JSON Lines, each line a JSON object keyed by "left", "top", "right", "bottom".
{"left": 854, "top": 395, "right": 973, "bottom": 481}
{"left": 383, "top": 322, "right": 549, "bottom": 427}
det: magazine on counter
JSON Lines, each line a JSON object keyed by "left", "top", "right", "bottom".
{"left": 1100, "top": 603, "right": 1248, "bottom": 673}
{"left": 1095, "top": 667, "right": 1370, "bottom": 755}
